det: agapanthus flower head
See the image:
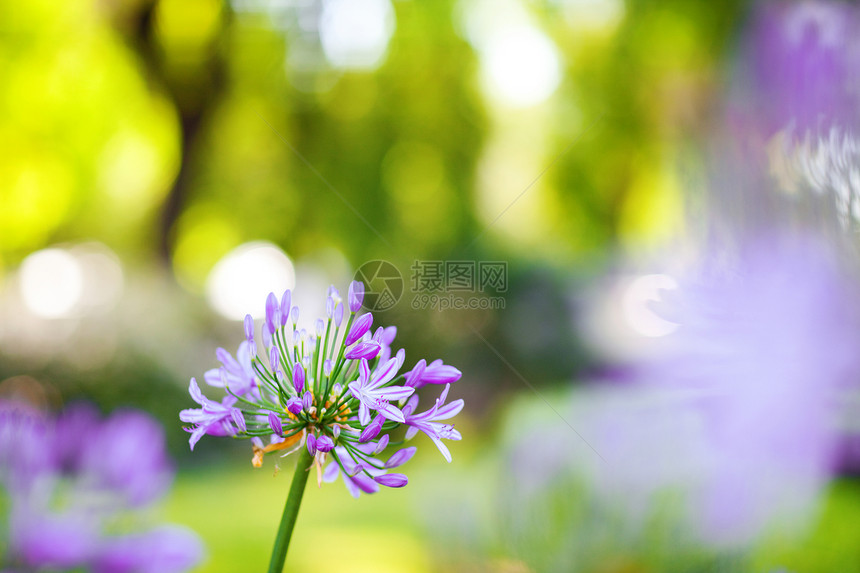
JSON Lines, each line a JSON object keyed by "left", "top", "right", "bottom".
{"left": 181, "top": 282, "right": 465, "bottom": 496}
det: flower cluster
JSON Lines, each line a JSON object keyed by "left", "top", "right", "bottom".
{"left": 180, "top": 281, "right": 463, "bottom": 496}
{"left": 0, "top": 401, "right": 203, "bottom": 573}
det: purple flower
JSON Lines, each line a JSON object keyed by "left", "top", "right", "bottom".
{"left": 403, "top": 383, "right": 463, "bottom": 463}
{"left": 635, "top": 237, "right": 857, "bottom": 546}
{"left": 746, "top": 1, "right": 860, "bottom": 134}
{"left": 92, "top": 526, "right": 204, "bottom": 573}
{"left": 523, "top": 235, "right": 860, "bottom": 549}
{"left": 10, "top": 506, "right": 100, "bottom": 569}
{"left": 179, "top": 378, "right": 243, "bottom": 450}
{"left": 0, "top": 403, "right": 57, "bottom": 491}
{"left": 202, "top": 342, "right": 256, "bottom": 396}
{"left": 1, "top": 401, "right": 203, "bottom": 573}
{"left": 348, "top": 358, "right": 414, "bottom": 425}
{"left": 182, "top": 280, "right": 464, "bottom": 495}
{"left": 79, "top": 410, "right": 173, "bottom": 506}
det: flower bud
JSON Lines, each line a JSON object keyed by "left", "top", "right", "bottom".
{"left": 286, "top": 397, "right": 303, "bottom": 415}
{"left": 265, "top": 292, "right": 280, "bottom": 335}
{"left": 302, "top": 391, "right": 313, "bottom": 411}
{"left": 315, "top": 435, "right": 334, "bottom": 452}
{"left": 345, "top": 313, "right": 373, "bottom": 346}
{"left": 359, "top": 414, "right": 385, "bottom": 443}
{"left": 306, "top": 434, "right": 317, "bottom": 455}
{"left": 269, "top": 347, "right": 280, "bottom": 374}
{"left": 279, "top": 290, "right": 292, "bottom": 326}
{"left": 244, "top": 315, "right": 254, "bottom": 342}
{"left": 292, "top": 363, "right": 305, "bottom": 394}
{"left": 348, "top": 281, "right": 365, "bottom": 312}
{"left": 268, "top": 412, "right": 283, "bottom": 436}
{"left": 334, "top": 303, "right": 344, "bottom": 327}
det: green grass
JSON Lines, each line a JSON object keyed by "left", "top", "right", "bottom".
{"left": 163, "top": 454, "right": 436, "bottom": 573}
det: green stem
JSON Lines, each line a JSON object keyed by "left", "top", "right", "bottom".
{"left": 267, "top": 446, "right": 314, "bottom": 573}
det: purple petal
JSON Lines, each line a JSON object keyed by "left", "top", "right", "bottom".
{"left": 345, "top": 341, "right": 381, "bottom": 361}
{"left": 373, "top": 402, "right": 406, "bottom": 424}
{"left": 421, "top": 363, "right": 462, "bottom": 385}
{"left": 229, "top": 409, "right": 246, "bottom": 432}
{"left": 306, "top": 434, "right": 317, "bottom": 455}
{"left": 373, "top": 434, "right": 390, "bottom": 454}
{"left": 405, "top": 359, "right": 426, "bottom": 388}
{"left": 385, "top": 447, "right": 416, "bottom": 468}
{"left": 374, "top": 473, "right": 408, "bottom": 488}
{"left": 352, "top": 473, "right": 380, "bottom": 494}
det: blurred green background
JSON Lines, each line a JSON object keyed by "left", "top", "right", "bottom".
{"left": 8, "top": 0, "right": 858, "bottom": 571}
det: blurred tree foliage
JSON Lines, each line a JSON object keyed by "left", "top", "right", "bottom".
{"left": 0, "top": 0, "right": 750, "bottom": 424}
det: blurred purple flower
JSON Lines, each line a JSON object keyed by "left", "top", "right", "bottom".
{"left": 92, "top": 526, "right": 205, "bottom": 573}
{"left": 747, "top": 1, "right": 860, "bottom": 134}
{"left": 79, "top": 410, "right": 173, "bottom": 506}
{"left": 9, "top": 505, "right": 101, "bottom": 569}
{"left": 0, "top": 401, "right": 203, "bottom": 573}
{"left": 617, "top": 235, "right": 859, "bottom": 546}
{"left": 0, "top": 402, "right": 56, "bottom": 492}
